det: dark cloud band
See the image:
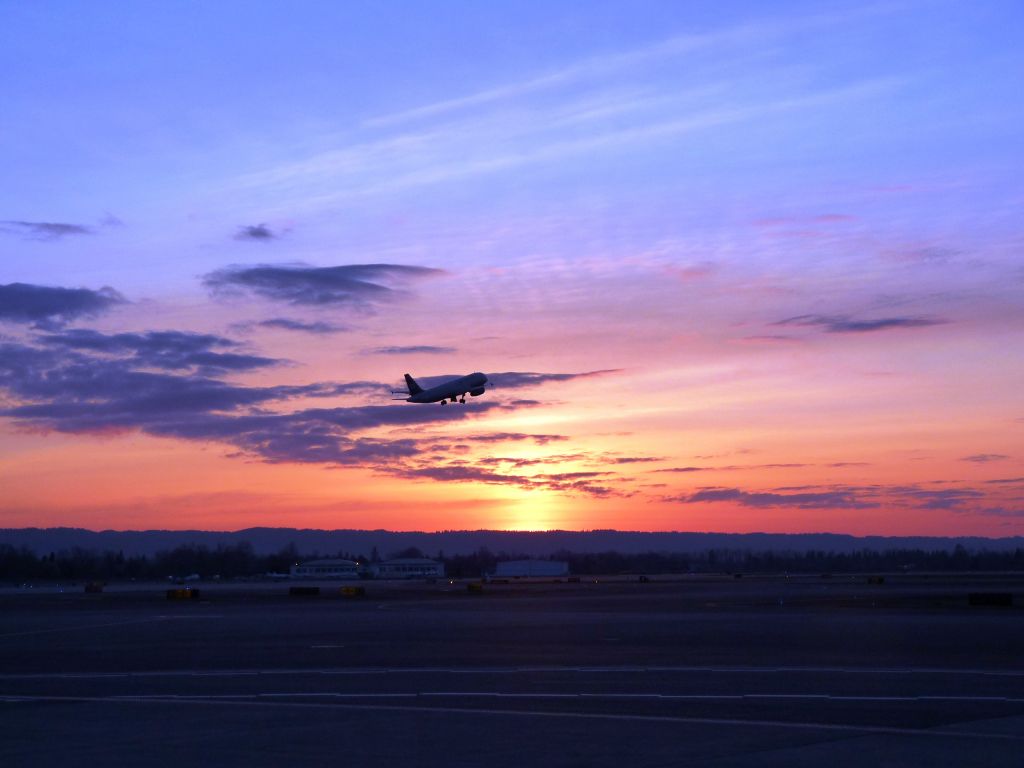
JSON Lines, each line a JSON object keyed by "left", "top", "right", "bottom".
{"left": 773, "top": 314, "right": 947, "bottom": 333}
{"left": 38, "top": 329, "right": 281, "bottom": 373}
{"left": 253, "top": 318, "right": 350, "bottom": 334}
{"left": 203, "top": 263, "right": 445, "bottom": 308}
{"left": 366, "top": 345, "right": 456, "bottom": 355}
{"left": 1, "top": 220, "right": 92, "bottom": 239}
{"left": 0, "top": 283, "right": 125, "bottom": 327}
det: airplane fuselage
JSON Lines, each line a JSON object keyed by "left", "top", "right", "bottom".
{"left": 405, "top": 372, "right": 488, "bottom": 404}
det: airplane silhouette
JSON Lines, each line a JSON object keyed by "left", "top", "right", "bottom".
{"left": 394, "top": 372, "right": 489, "bottom": 405}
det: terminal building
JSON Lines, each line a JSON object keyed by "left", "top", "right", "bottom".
{"left": 494, "top": 559, "right": 569, "bottom": 578}
{"left": 290, "top": 558, "right": 360, "bottom": 579}
{"left": 370, "top": 558, "right": 444, "bottom": 579}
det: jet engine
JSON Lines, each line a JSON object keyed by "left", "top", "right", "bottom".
{"left": 469, "top": 387, "right": 485, "bottom": 396}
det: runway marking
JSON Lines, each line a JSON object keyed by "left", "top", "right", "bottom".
{"left": 82, "top": 691, "right": 1024, "bottom": 705}
{"left": 2, "top": 693, "right": 1022, "bottom": 742}
{"left": 426, "top": 692, "right": 1024, "bottom": 704}
{"left": 2, "top": 663, "right": 1023, "bottom": 680}
{"left": 5, "top": 691, "right": 1022, "bottom": 705}
{"left": 7, "top": 689, "right": 1024, "bottom": 707}
{"left": 0, "top": 616, "right": 208, "bottom": 639}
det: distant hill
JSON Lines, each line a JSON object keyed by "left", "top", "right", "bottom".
{"left": 1, "top": 527, "right": 1021, "bottom": 557}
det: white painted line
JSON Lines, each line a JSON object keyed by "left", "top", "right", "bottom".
{"left": 1, "top": 663, "right": 1022, "bottom": 680}
{"left": 0, "top": 616, "right": 174, "bottom": 639}
{"left": 6, "top": 690, "right": 1023, "bottom": 705}
{"left": 2, "top": 694, "right": 1022, "bottom": 742}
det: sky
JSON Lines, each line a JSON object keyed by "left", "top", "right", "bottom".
{"left": 1, "top": 1, "right": 1022, "bottom": 535}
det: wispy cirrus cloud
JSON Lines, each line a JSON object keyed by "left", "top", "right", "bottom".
{"left": 488, "top": 369, "right": 623, "bottom": 389}
{"left": 669, "top": 262, "right": 718, "bottom": 282}
{"left": 882, "top": 246, "right": 961, "bottom": 265}
{"left": 773, "top": 314, "right": 948, "bottom": 333}
{"left": 236, "top": 79, "right": 903, "bottom": 211}
{"left": 390, "top": 463, "right": 622, "bottom": 498}
{"left": 972, "top": 507, "right": 1024, "bottom": 518}
{"left": 245, "top": 317, "right": 351, "bottom": 334}
{"left": 477, "top": 453, "right": 586, "bottom": 469}
{"left": 738, "top": 335, "right": 803, "bottom": 344}
{"left": 203, "top": 263, "right": 445, "bottom": 310}
{"left": 672, "top": 486, "right": 878, "bottom": 509}
{"left": 961, "top": 453, "right": 1010, "bottom": 463}
{"left": 224, "top": 6, "right": 903, "bottom": 214}
{"left": 654, "top": 462, "right": 811, "bottom": 473}
{"left": 0, "top": 283, "right": 125, "bottom": 328}
{"left": 365, "top": 345, "right": 456, "bottom": 355}
{"left": 666, "top": 480, "right": 1008, "bottom": 514}
{"left": 1, "top": 220, "right": 92, "bottom": 239}
{"left": 890, "top": 486, "right": 986, "bottom": 510}
{"left": 461, "top": 432, "right": 568, "bottom": 445}
{"left": 365, "top": 6, "right": 884, "bottom": 129}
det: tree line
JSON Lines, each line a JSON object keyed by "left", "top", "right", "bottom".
{"left": 1, "top": 542, "right": 1022, "bottom": 582}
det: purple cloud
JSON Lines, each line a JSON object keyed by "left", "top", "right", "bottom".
{"left": 462, "top": 432, "right": 568, "bottom": 445}
{"left": 774, "top": 315, "right": 947, "bottom": 333}
{"left": 0, "top": 337, "right": 514, "bottom": 466}
{"left": 366, "top": 345, "right": 456, "bottom": 355}
{"left": 1, "top": 220, "right": 92, "bottom": 239}
{"left": 38, "top": 329, "right": 281, "bottom": 373}
{"left": 235, "top": 224, "right": 278, "bottom": 241}
{"left": 891, "top": 486, "right": 985, "bottom": 510}
{"left": 392, "top": 463, "right": 620, "bottom": 498}
{"left": 973, "top": 507, "right": 1024, "bottom": 518}
{"left": 203, "top": 263, "right": 445, "bottom": 309}
{"left": 252, "top": 317, "right": 350, "bottom": 334}
{"left": 0, "top": 283, "right": 125, "bottom": 327}
{"left": 673, "top": 486, "right": 878, "bottom": 509}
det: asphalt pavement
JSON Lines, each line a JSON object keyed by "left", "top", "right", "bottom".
{"left": 2, "top": 574, "right": 1022, "bottom": 767}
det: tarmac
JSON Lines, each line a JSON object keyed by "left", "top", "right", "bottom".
{"left": 2, "top": 573, "right": 1023, "bottom": 767}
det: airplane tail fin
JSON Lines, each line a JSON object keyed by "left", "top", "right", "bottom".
{"left": 404, "top": 373, "right": 423, "bottom": 395}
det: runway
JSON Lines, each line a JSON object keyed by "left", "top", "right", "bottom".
{"left": 2, "top": 575, "right": 1022, "bottom": 766}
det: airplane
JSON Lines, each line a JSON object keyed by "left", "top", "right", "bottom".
{"left": 394, "top": 372, "right": 489, "bottom": 405}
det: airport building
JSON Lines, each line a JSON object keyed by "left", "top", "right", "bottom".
{"left": 290, "top": 558, "right": 360, "bottom": 579}
{"left": 370, "top": 558, "right": 444, "bottom": 579}
{"left": 494, "top": 559, "right": 569, "bottom": 578}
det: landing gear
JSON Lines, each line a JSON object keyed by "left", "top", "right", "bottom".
{"left": 440, "top": 400, "right": 447, "bottom": 405}
{"left": 459, "top": 396, "right": 466, "bottom": 404}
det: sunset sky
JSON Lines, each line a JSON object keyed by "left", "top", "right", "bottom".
{"left": 1, "top": 1, "right": 1022, "bottom": 535}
